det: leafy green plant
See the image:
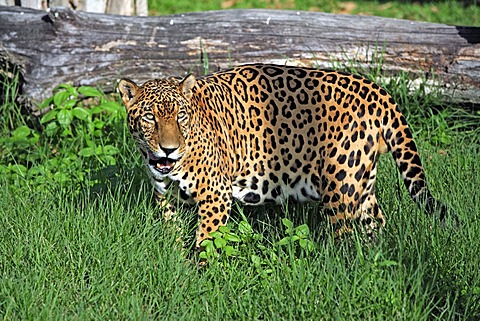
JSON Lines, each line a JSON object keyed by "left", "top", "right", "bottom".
{"left": 39, "top": 84, "right": 124, "bottom": 165}
{"left": 199, "top": 216, "right": 318, "bottom": 276}
{"left": 199, "top": 225, "right": 241, "bottom": 261}
{"left": 0, "top": 125, "right": 39, "bottom": 153}
{"left": 277, "top": 218, "right": 316, "bottom": 253}
{"left": 198, "top": 217, "right": 280, "bottom": 279}
{"left": 0, "top": 82, "right": 128, "bottom": 191}
{"left": 0, "top": 125, "right": 40, "bottom": 186}
{"left": 200, "top": 217, "right": 267, "bottom": 258}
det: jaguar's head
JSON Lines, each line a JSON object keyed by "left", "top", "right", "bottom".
{"left": 118, "top": 75, "right": 196, "bottom": 177}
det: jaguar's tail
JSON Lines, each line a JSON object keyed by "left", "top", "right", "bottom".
{"left": 382, "top": 106, "right": 450, "bottom": 221}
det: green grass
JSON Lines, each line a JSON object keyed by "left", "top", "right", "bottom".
{"left": 148, "top": 0, "right": 480, "bottom": 26}
{"left": 1, "top": 140, "right": 479, "bottom": 320}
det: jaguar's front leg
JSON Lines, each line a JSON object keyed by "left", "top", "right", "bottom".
{"left": 194, "top": 186, "right": 233, "bottom": 250}
{"left": 153, "top": 189, "right": 177, "bottom": 221}
{"left": 153, "top": 188, "right": 192, "bottom": 254}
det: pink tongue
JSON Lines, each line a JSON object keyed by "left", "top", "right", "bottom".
{"left": 156, "top": 159, "right": 173, "bottom": 169}
{"left": 147, "top": 151, "right": 174, "bottom": 173}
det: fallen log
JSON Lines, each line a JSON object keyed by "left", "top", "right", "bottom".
{"left": 0, "top": 6, "right": 479, "bottom": 114}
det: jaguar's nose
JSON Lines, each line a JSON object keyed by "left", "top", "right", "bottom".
{"left": 160, "top": 146, "right": 177, "bottom": 157}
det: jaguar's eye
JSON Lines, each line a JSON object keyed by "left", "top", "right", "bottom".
{"left": 143, "top": 113, "right": 155, "bottom": 122}
{"left": 177, "top": 110, "right": 187, "bottom": 120}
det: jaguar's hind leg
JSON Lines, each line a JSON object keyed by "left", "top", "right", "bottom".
{"left": 355, "top": 192, "right": 386, "bottom": 239}
{"left": 353, "top": 158, "right": 386, "bottom": 238}
{"left": 327, "top": 192, "right": 385, "bottom": 240}
{"left": 322, "top": 155, "right": 386, "bottom": 239}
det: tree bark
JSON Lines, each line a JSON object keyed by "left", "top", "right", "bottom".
{"left": 0, "top": 6, "right": 479, "bottom": 114}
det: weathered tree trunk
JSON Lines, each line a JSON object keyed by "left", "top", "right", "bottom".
{"left": 0, "top": 6, "right": 479, "bottom": 114}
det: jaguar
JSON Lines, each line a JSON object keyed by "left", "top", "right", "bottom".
{"left": 118, "top": 64, "right": 449, "bottom": 250}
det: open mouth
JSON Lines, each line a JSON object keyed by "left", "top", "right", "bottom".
{"left": 148, "top": 152, "right": 176, "bottom": 175}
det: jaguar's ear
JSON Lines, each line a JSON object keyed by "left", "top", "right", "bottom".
{"left": 118, "top": 78, "right": 138, "bottom": 107}
{"left": 179, "top": 74, "right": 196, "bottom": 100}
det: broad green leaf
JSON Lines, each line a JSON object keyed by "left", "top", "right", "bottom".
{"left": 12, "top": 126, "right": 31, "bottom": 139}
{"left": 54, "top": 83, "right": 71, "bottom": 91}
{"left": 53, "top": 90, "right": 71, "bottom": 107}
{"left": 33, "top": 165, "right": 46, "bottom": 176}
{"left": 54, "top": 83, "right": 77, "bottom": 97}
{"left": 0, "top": 164, "right": 10, "bottom": 174}
{"left": 45, "top": 122, "right": 58, "bottom": 136}
{"left": 79, "top": 147, "right": 95, "bottom": 157}
{"left": 282, "top": 218, "right": 294, "bottom": 230}
{"left": 299, "top": 239, "right": 307, "bottom": 248}
{"left": 39, "top": 96, "right": 54, "bottom": 109}
{"left": 63, "top": 99, "right": 77, "bottom": 109}
{"left": 252, "top": 233, "right": 262, "bottom": 242}
{"left": 205, "top": 240, "right": 215, "bottom": 253}
{"left": 93, "top": 129, "right": 103, "bottom": 138}
{"left": 47, "top": 158, "right": 59, "bottom": 167}
{"left": 10, "top": 164, "right": 27, "bottom": 176}
{"left": 223, "top": 246, "right": 235, "bottom": 256}
{"left": 295, "top": 224, "right": 310, "bottom": 237}
{"left": 200, "top": 239, "right": 213, "bottom": 247}
{"left": 94, "top": 120, "right": 106, "bottom": 129}
{"left": 57, "top": 109, "right": 73, "bottom": 127}
{"left": 78, "top": 86, "right": 102, "bottom": 97}
{"left": 40, "top": 109, "right": 58, "bottom": 124}
{"left": 299, "top": 239, "right": 315, "bottom": 252}
{"left": 85, "top": 138, "right": 94, "bottom": 147}
{"left": 28, "top": 133, "right": 39, "bottom": 144}
{"left": 72, "top": 107, "right": 91, "bottom": 120}
{"left": 90, "top": 106, "right": 104, "bottom": 114}
{"left": 214, "top": 237, "right": 227, "bottom": 249}
{"left": 224, "top": 233, "right": 241, "bottom": 242}
{"left": 238, "top": 220, "right": 253, "bottom": 234}
{"left": 87, "top": 122, "right": 95, "bottom": 134}
{"left": 277, "top": 237, "right": 291, "bottom": 246}
{"left": 209, "top": 231, "right": 222, "bottom": 239}
{"left": 218, "top": 225, "right": 231, "bottom": 233}
{"left": 64, "top": 152, "right": 78, "bottom": 161}
{"left": 99, "top": 101, "right": 121, "bottom": 113}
